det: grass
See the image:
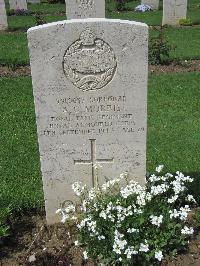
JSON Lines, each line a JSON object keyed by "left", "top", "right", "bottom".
{"left": 28, "top": 3, "right": 65, "bottom": 14}
{"left": 8, "top": 14, "right": 66, "bottom": 31}
{"left": 150, "top": 27, "right": 200, "bottom": 60}
{"left": 0, "top": 77, "right": 43, "bottom": 212}
{"left": 148, "top": 72, "right": 200, "bottom": 202}
{"left": 107, "top": 0, "right": 200, "bottom": 25}
{"left": 0, "top": 1, "right": 198, "bottom": 66}
{"left": 147, "top": 72, "right": 200, "bottom": 173}
{"left": 0, "top": 27, "right": 199, "bottom": 67}
{"left": 4, "top": 0, "right": 200, "bottom": 30}
{"left": 0, "top": 72, "right": 200, "bottom": 211}
{"left": 0, "top": 33, "right": 29, "bottom": 66}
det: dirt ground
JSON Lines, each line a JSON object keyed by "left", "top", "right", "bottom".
{"left": 0, "top": 213, "right": 199, "bottom": 266}
{"left": 0, "top": 60, "right": 199, "bottom": 78}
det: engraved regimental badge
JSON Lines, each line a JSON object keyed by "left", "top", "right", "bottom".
{"left": 78, "top": 0, "right": 94, "bottom": 9}
{"left": 63, "top": 29, "right": 117, "bottom": 91}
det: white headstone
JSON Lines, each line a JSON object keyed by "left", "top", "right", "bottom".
{"left": 0, "top": 0, "right": 8, "bottom": 31}
{"left": 27, "top": 0, "right": 40, "bottom": 3}
{"left": 65, "top": 0, "right": 105, "bottom": 19}
{"left": 28, "top": 18, "right": 148, "bottom": 224}
{"left": 162, "top": 0, "right": 187, "bottom": 25}
{"left": 141, "top": 0, "right": 159, "bottom": 10}
{"left": 9, "top": 0, "right": 27, "bottom": 10}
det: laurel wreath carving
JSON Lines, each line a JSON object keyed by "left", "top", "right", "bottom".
{"left": 63, "top": 31, "right": 117, "bottom": 91}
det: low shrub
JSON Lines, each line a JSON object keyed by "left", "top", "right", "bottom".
{"left": 149, "top": 27, "right": 176, "bottom": 65}
{"left": 58, "top": 166, "right": 197, "bottom": 265}
{"left": 6, "top": 9, "right": 15, "bottom": 16}
{"left": 33, "top": 13, "right": 47, "bottom": 26}
{"left": 179, "top": 18, "right": 193, "bottom": 26}
{"left": 47, "top": 0, "right": 65, "bottom": 3}
{"left": 115, "top": 0, "right": 132, "bottom": 11}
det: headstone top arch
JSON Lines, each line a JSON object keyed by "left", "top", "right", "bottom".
{"left": 65, "top": 0, "right": 105, "bottom": 19}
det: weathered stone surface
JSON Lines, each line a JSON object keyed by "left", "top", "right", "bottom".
{"left": 0, "top": 0, "right": 8, "bottom": 31}
{"left": 28, "top": 18, "right": 148, "bottom": 224}
{"left": 141, "top": 0, "right": 159, "bottom": 10}
{"left": 65, "top": 0, "right": 105, "bottom": 19}
{"left": 9, "top": 0, "right": 27, "bottom": 10}
{"left": 162, "top": 0, "right": 187, "bottom": 25}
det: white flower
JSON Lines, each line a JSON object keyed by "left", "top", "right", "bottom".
{"left": 113, "top": 230, "right": 127, "bottom": 255}
{"left": 99, "top": 210, "right": 107, "bottom": 220}
{"left": 83, "top": 251, "right": 88, "bottom": 260}
{"left": 179, "top": 205, "right": 190, "bottom": 220}
{"left": 175, "top": 172, "right": 193, "bottom": 183}
{"left": 74, "top": 240, "right": 79, "bottom": 246}
{"left": 101, "top": 178, "right": 120, "bottom": 192}
{"left": 127, "top": 228, "right": 139, "bottom": 233}
{"left": 181, "top": 226, "right": 194, "bottom": 235}
{"left": 81, "top": 200, "right": 88, "bottom": 212}
{"left": 149, "top": 174, "right": 160, "bottom": 182}
{"left": 77, "top": 216, "right": 92, "bottom": 229}
{"left": 120, "top": 171, "right": 128, "bottom": 179}
{"left": 150, "top": 215, "right": 163, "bottom": 227}
{"left": 145, "top": 192, "right": 152, "bottom": 201}
{"left": 169, "top": 209, "right": 179, "bottom": 219}
{"left": 155, "top": 250, "right": 163, "bottom": 261}
{"left": 72, "top": 182, "right": 86, "bottom": 196}
{"left": 56, "top": 204, "right": 75, "bottom": 223}
{"left": 88, "top": 188, "right": 96, "bottom": 200}
{"left": 139, "top": 242, "right": 149, "bottom": 252}
{"left": 125, "top": 246, "right": 138, "bottom": 258}
{"left": 150, "top": 184, "right": 169, "bottom": 195}
{"left": 168, "top": 195, "right": 178, "bottom": 204}
{"left": 169, "top": 205, "right": 190, "bottom": 221}
{"left": 186, "top": 194, "right": 196, "bottom": 203}
{"left": 136, "top": 192, "right": 146, "bottom": 206}
{"left": 120, "top": 182, "right": 144, "bottom": 199}
{"left": 156, "top": 165, "right": 164, "bottom": 173}
{"left": 98, "top": 235, "right": 105, "bottom": 240}
{"left": 171, "top": 180, "right": 185, "bottom": 194}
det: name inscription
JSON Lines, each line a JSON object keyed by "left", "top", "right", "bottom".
{"left": 43, "top": 94, "right": 145, "bottom": 137}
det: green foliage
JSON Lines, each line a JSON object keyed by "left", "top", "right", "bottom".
{"left": 114, "top": 0, "right": 135, "bottom": 11}
{"left": 46, "top": 0, "right": 65, "bottom": 4}
{"left": 149, "top": 27, "right": 176, "bottom": 65}
{"left": 116, "top": 0, "right": 128, "bottom": 11}
{"left": 0, "top": 207, "right": 11, "bottom": 239}
{"left": 59, "top": 168, "right": 197, "bottom": 265}
{"left": 6, "top": 9, "right": 15, "bottom": 16}
{"left": 33, "top": 13, "right": 47, "bottom": 26}
{"left": 179, "top": 18, "right": 193, "bottom": 26}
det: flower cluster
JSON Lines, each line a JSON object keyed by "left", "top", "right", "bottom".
{"left": 57, "top": 166, "right": 196, "bottom": 265}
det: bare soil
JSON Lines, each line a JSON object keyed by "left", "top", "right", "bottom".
{"left": 0, "top": 60, "right": 199, "bottom": 78}
{"left": 0, "top": 213, "right": 199, "bottom": 266}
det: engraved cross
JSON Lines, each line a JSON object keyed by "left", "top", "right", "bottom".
{"left": 74, "top": 139, "right": 114, "bottom": 188}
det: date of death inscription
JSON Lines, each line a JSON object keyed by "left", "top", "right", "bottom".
{"left": 43, "top": 95, "right": 145, "bottom": 137}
